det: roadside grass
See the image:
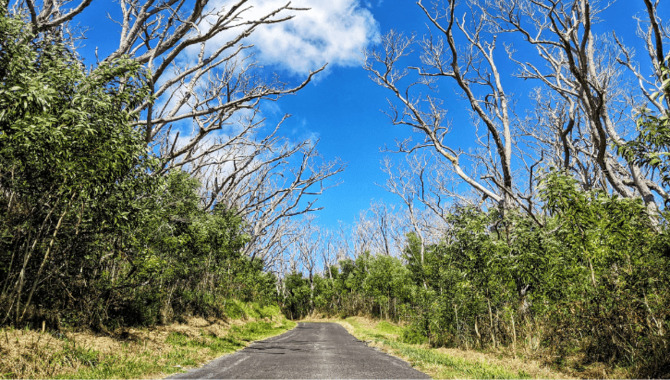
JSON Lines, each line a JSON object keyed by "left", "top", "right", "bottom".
{"left": 0, "top": 302, "right": 295, "bottom": 379}
{"left": 328, "top": 316, "right": 572, "bottom": 379}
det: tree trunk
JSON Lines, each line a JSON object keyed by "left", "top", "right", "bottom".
{"left": 488, "top": 296, "right": 496, "bottom": 348}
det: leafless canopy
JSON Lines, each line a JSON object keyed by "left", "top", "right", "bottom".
{"left": 14, "top": 0, "right": 343, "bottom": 260}
{"left": 366, "top": 0, "right": 670, "bottom": 224}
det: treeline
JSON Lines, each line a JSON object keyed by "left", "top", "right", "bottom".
{"left": 282, "top": 172, "right": 670, "bottom": 377}
{"left": 0, "top": 11, "right": 276, "bottom": 329}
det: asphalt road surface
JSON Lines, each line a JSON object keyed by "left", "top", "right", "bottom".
{"left": 169, "top": 322, "right": 430, "bottom": 379}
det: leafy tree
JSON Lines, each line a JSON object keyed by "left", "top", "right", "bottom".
{"left": 281, "top": 272, "right": 312, "bottom": 320}
{"left": 362, "top": 255, "right": 412, "bottom": 321}
{"left": 0, "top": 10, "right": 152, "bottom": 325}
{"left": 620, "top": 61, "right": 670, "bottom": 190}
{"left": 0, "top": 11, "right": 272, "bottom": 329}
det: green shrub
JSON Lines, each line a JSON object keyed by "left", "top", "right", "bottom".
{"left": 401, "top": 323, "right": 429, "bottom": 345}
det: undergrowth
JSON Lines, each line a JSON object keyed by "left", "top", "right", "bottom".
{"left": 335, "top": 317, "right": 570, "bottom": 379}
{"left": 0, "top": 302, "right": 295, "bottom": 379}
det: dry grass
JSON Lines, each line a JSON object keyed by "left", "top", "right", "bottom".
{"left": 0, "top": 313, "right": 294, "bottom": 379}
{"left": 306, "top": 316, "right": 634, "bottom": 379}
{"left": 430, "top": 346, "right": 572, "bottom": 379}
{"left": 322, "top": 316, "right": 575, "bottom": 379}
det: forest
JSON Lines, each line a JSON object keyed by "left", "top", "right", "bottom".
{"left": 1, "top": 0, "right": 669, "bottom": 378}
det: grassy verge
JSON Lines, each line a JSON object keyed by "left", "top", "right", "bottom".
{"left": 0, "top": 301, "right": 295, "bottom": 379}
{"left": 322, "top": 316, "right": 571, "bottom": 379}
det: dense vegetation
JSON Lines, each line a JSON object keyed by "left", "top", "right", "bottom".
{"left": 279, "top": 0, "right": 670, "bottom": 375}
{"left": 283, "top": 171, "right": 670, "bottom": 377}
{"left": 3, "top": 0, "right": 670, "bottom": 378}
{"left": 0, "top": 11, "right": 276, "bottom": 330}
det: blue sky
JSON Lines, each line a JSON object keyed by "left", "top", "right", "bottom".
{"left": 74, "top": 0, "right": 663, "bottom": 231}
{"left": 254, "top": 0, "right": 659, "bottom": 230}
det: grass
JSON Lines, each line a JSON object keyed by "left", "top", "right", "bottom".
{"left": 0, "top": 302, "right": 296, "bottom": 379}
{"left": 328, "top": 317, "right": 572, "bottom": 379}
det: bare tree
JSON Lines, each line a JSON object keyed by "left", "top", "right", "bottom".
{"left": 319, "top": 229, "right": 338, "bottom": 281}
{"left": 294, "top": 216, "right": 321, "bottom": 308}
{"left": 350, "top": 201, "right": 407, "bottom": 257}
{"left": 196, "top": 137, "right": 344, "bottom": 262}
{"left": 614, "top": 0, "right": 670, "bottom": 198}
{"left": 20, "top": 0, "right": 93, "bottom": 33}
{"left": 382, "top": 156, "right": 427, "bottom": 265}
{"left": 617, "top": 0, "right": 670, "bottom": 116}
{"left": 13, "top": 0, "right": 344, "bottom": 261}
{"left": 381, "top": 154, "right": 456, "bottom": 266}
{"left": 365, "top": 0, "right": 520, "bottom": 214}
{"left": 368, "top": 0, "right": 669, "bottom": 223}
{"left": 489, "top": 0, "right": 667, "bottom": 216}
{"left": 20, "top": 0, "right": 325, "bottom": 155}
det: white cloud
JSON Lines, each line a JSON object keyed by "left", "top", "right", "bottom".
{"left": 151, "top": 1, "right": 377, "bottom": 167}
{"left": 206, "top": 0, "right": 380, "bottom": 75}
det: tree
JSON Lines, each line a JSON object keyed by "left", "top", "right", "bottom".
{"left": 382, "top": 153, "right": 465, "bottom": 267}
{"left": 620, "top": 59, "right": 670, "bottom": 189}
{"left": 351, "top": 201, "right": 406, "bottom": 258}
{"left": 364, "top": 0, "right": 516, "bottom": 209}
{"left": 366, "top": 0, "right": 670, "bottom": 219}
{"left": 11, "top": 0, "right": 343, "bottom": 264}
{"left": 489, "top": 0, "right": 664, "bottom": 216}
{"left": 0, "top": 9, "right": 153, "bottom": 324}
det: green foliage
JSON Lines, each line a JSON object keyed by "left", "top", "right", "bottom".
{"left": 618, "top": 60, "right": 670, "bottom": 188}
{"left": 281, "top": 272, "right": 312, "bottom": 319}
{"left": 535, "top": 170, "right": 670, "bottom": 374}
{"left": 0, "top": 12, "right": 278, "bottom": 330}
{"left": 282, "top": 252, "right": 417, "bottom": 321}
{"left": 400, "top": 323, "right": 428, "bottom": 345}
{"left": 284, "top": 169, "right": 670, "bottom": 377}
{"left": 0, "top": 10, "right": 156, "bottom": 326}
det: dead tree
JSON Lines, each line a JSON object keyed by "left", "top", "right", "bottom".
{"left": 15, "top": 0, "right": 343, "bottom": 261}
{"left": 365, "top": 0, "right": 518, "bottom": 212}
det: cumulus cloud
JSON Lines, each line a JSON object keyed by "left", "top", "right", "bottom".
{"left": 153, "top": 0, "right": 377, "bottom": 165}
{"left": 206, "top": 0, "right": 380, "bottom": 75}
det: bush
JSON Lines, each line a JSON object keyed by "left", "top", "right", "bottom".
{"left": 401, "top": 323, "right": 429, "bottom": 345}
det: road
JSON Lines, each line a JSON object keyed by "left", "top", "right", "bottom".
{"left": 168, "top": 322, "right": 430, "bottom": 379}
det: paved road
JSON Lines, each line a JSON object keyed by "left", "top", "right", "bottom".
{"left": 169, "top": 322, "right": 430, "bottom": 379}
